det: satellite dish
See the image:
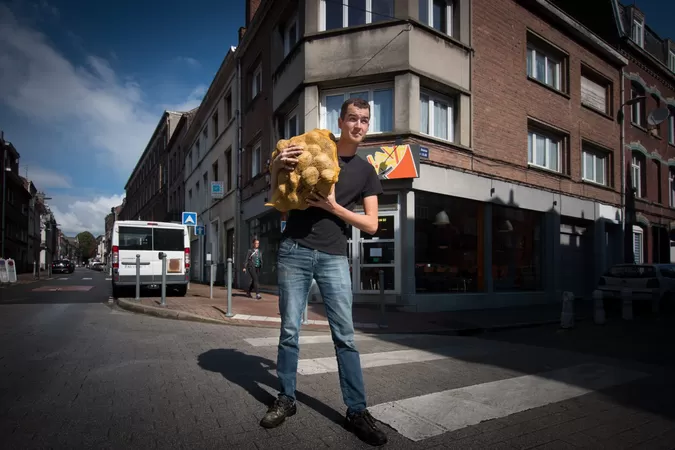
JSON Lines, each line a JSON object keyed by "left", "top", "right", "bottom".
{"left": 647, "top": 107, "right": 670, "bottom": 126}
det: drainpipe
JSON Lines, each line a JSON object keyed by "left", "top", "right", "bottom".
{"left": 620, "top": 66, "right": 626, "bottom": 263}
{"left": 234, "top": 56, "right": 243, "bottom": 289}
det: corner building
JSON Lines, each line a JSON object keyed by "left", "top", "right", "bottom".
{"left": 237, "top": 0, "right": 626, "bottom": 311}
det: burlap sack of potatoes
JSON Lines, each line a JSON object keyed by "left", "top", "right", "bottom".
{"left": 265, "top": 128, "right": 341, "bottom": 212}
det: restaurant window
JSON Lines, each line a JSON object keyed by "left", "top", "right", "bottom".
{"left": 491, "top": 205, "right": 542, "bottom": 291}
{"left": 414, "top": 191, "right": 484, "bottom": 293}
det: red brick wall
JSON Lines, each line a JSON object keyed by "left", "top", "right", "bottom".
{"left": 247, "top": 0, "right": 262, "bottom": 26}
{"left": 470, "top": 0, "right": 623, "bottom": 206}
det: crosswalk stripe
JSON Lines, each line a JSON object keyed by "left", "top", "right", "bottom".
{"left": 369, "top": 363, "right": 647, "bottom": 442}
{"left": 105, "top": 278, "right": 111, "bottom": 281}
{"left": 82, "top": 277, "right": 92, "bottom": 280}
{"left": 245, "top": 333, "right": 445, "bottom": 347}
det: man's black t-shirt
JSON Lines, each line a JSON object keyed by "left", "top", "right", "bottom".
{"left": 282, "top": 154, "right": 383, "bottom": 256}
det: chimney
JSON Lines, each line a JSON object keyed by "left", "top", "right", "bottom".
{"left": 238, "top": 26, "right": 247, "bottom": 43}
{"left": 246, "top": 0, "right": 262, "bottom": 26}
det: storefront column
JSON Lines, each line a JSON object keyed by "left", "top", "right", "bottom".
{"left": 593, "top": 220, "right": 608, "bottom": 290}
{"left": 302, "top": 85, "right": 320, "bottom": 131}
{"left": 483, "top": 202, "right": 493, "bottom": 293}
{"left": 400, "top": 189, "right": 416, "bottom": 304}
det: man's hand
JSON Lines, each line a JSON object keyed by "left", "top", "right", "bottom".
{"left": 271, "top": 145, "right": 304, "bottom": 173}
{"left": 306, "top": 186, "right": 338, "bottom": 213}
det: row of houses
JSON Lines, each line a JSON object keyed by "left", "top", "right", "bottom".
{"left": 0, "top": 133, "right": 77, "bottom": 274}
{"left": 114, "top": 0, "right": 675, "bottom": 312}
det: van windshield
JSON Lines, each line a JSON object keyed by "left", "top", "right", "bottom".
{"left": 118, "top": 226, "right": 184, "bottom": 251}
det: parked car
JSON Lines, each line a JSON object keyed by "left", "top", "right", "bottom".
{"left": 111, "top": 220, "right": 190, "bottom": 298}
{"left": 52, "top": 259, "right": 75, "bottom": 274}
{"left": 597, "top": 263, "right": 675, "bottom": 304}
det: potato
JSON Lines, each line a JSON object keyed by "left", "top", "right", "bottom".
{"left": 266, "top": 128, "right": 340, "bottom": 212}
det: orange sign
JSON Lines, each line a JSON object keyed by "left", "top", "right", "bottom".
{"left": 359, "top": 144, "right": 421, "bottom": 180}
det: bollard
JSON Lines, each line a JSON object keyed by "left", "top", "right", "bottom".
{"left": 560, "top": 291, "right": 575, "bottom": 329}
{"left": 160, "top": 252, "right": 167, "bottom": 307}
{"left": 302, "top": 299, "right": 309, "bottom": 325}
{"left": 226, "top": 258, "right": 233, "bottom": 317}
{"left": 209, "top": 263, "right": 214, "bottom": 299}
{"left": 135, "top": 254, "right": 141, "bottom": 300}
{"left": 651, "top": 289, "right": 661, "bottom": 314}
{"left": 621, "top": 288, "right": 633, "bottom": 320}
{"left": 379, "top": 269, "right": 388, "bottom": 329}
{"left": 592, "top": 289, "right": 605, "bottom": 325}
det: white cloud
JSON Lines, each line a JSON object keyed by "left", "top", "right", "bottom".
{"left": 163, "top": 84, "right": 206, "bottom": 112}
{"left": 0, "top": 5, "right": 200, "bottom": 175}
{"left": 27, "top": 166, "right": 72, "bottom": 189}
{"left": 174, "top": 56, "right": 200, "bottom": 68}
{"left": 49, "top": 194, "right": 124, "bottom": 236}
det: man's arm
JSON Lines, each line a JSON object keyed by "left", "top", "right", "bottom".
{"left": 329, "top": 195, "right": 379, "bottom": 235}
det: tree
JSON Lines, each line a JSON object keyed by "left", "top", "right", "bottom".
{"left": 76, "top": 231, "right": 97, "bottom": 260}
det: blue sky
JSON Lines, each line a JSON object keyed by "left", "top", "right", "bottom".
{"left": 0, "top": 0, "right": 672, "bottom": 236}
{"left": 0, "top": 0, "right": 244, "bottom": 235}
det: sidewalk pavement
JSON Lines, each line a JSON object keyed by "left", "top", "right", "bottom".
{"left": 117, "top": 282, "right": 595, "bottom": 334}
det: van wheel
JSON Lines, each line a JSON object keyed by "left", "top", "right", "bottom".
{"left": 174, "top": 285, "right": 187, "bottom": 297}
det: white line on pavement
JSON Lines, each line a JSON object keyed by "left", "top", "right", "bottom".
{"left": 244, "top": 333, "right": 446, "bottom": 347}
{"left": 82, "top": 278, "right": 92, "bottom": 280}
{"left": 369, "top": 363, "right": 648, "bottom": 442}
{"left": 105, "top": 278, "right": 111, "bottom": 281}
{"left": 58, "top": 278, "right": 69, "bottom": 280}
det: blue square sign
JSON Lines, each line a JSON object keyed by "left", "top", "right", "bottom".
{"left": 195, "top": 225, "right": 205, "bottom": 236}
{"left": 182, "top": 212, "right": 197, "bottom": 226}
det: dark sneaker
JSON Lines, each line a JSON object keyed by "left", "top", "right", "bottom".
{"left": 344, "top": 409, "right": 388, "bottom": 446}
{"left": 260, "top": 396, "right": 297, "bottom": 429}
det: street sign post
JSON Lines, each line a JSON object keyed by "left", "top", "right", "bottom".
{"left": 182, "top": 212, "right": 197, "bottom": 226}
{"left": 211, "top": 181, "right": 224, "bottom": 199}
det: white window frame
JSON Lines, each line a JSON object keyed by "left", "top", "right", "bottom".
{"left": 633, "top": 225, "right": 643, "bottom": 264}
{"left": 669, "top": 50, "right": 675, "bottom": 73}
{"left": 320, "top": 0, "right": 394, "bottom": 31}
{"left": 668, "top": 114, "right": 675, "bottom": 146}
{"left": 631, "top": 89, "right": 643, "bottom": 127}
{"left": 418, "top": 0, "right": 454, "bottom": 36}
{"left": 527, "top": 129, "right": 562, "bottom": 173}
{"left": 580, "top": 74, "right": 608, "bottom": 114}
{"left": 420, "top": 90, "right": 455, "bottom": 142}
{"left": 285, "top": 109, "right": 299, "bottom": 138}
{"left": 320, "top": 83, "right": 394, "bottom": 136}
{"left": 669, "top": 170, "right": 675, "bottom": 208}
{"left": 632, "top": 19, "right": 644, "bottom": 48}
{"left": 582, "top": 148, "right": 607, "bottom": 186}
{"left": 527, "top": 44, "right": 562, "bottom": 91}
{"left": 283, "top": 16, "right": 299, "bottom": 56}
{"left": 251, "top": 64, "right": 262, "bottom": 99}
{"left": 251, "top": 142, "right": 261, "bottom": 178}
{"left": 632, "top": 155, "right": 642, "bottom": 198}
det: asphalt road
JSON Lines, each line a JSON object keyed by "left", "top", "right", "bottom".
{"left": 1, "top": 272, "right": 674, "bottom": 449}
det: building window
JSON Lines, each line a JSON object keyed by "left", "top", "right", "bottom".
{"left": 195, "top": 139, "right": 200, "bottom": 159}
{"left": 526, "top": 34, "right": 565, "bottom": 92}
{"left": 632, "top": 19, "right": 644, "bottom": 48}
{"left": 654, "top": 160, "right": 662, "bottom": 204}
{"left": 669, "top": 50, "right": 675, "bottom": 73}
{"left": 418, "top": 0, "right": 453, "bottom": 36}
{"left": 414, "top": 192, "right": 484, "bottom": 293}
{"left": 669, "top": 169, "right": 675, "bottom": 207}
{"left": 582, "top": 146, "right": 607, "bottom": 186}
{"left": 668, "top": 109, "right": 675, "bottom": 145}
{"left": 631, "top": 84, "right": 645, "bottom": 127}
{"left": 251, "top": 142, "right": 261, "bottom": 178}
{"left": 285, "top": 109, "right": 299, "bottom": 139}
{"left": 322, "top": 0, "right": 394, "bottom": 31}
{"left": 212, "top": 160, "right": 219, "bottom": 182}
{"left": 633, "top": 225, "right": 643, "bottom": 264}
{"left": 225, "top": 148, "right": 232, "bottom": 191}
{"left": 528, "top": 126, "right": 563, "bottom": 173}
{"left": 251, "top": 64, "right": 262, "bottom": 100}
{"left": 187, "top": 151, "right": 192, "bottom": 173}
{"left": 321, "top": 84, "right": 393, "bottom": 136}
{"left": 631, "top": 153, "right": 643, "bottom": 198}
{"left": 580, "top": 66, "right": 611, "bottom": 115}
{"left": 420, "top": 90, "right": 454, "bottom": 142}
{"left": 225, "top": 92, "right": 232, "bottom": 122}
{"left": 203, "top": 125, "right": 208, "bottom": 141}
{"left": 212, "top": 111, "right": 219, "bottom": 137}
{"left": 492, "top": 204, "right": 543, "bottom": 291}
{"left": 283, "top": 16, "right": 299, "bottom": 56}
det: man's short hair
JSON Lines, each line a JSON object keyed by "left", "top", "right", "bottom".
{"left": 340, "top": 97, "right": 370, "bottom": 120}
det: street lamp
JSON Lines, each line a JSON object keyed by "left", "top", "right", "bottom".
{"left": 1, "top": 145, "right": 10, "bottom": 258}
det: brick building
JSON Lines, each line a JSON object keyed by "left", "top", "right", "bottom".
{"left": 1, "top": 137, "right": 31, "bottom": 272}
{"left": 166, "top": 108, "right": 198, "bottom": 224}
{"left": 120, "top": 111, "right": 184, "bottom": 222}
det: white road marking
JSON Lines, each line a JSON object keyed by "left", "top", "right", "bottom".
{"left": 82, "top": 278, "right": 92, "bottom": 280}
{"left": 244, "top": 333, "right": 444, "bottom": 347}
{"left": 105, "top": 278, "right": 112, "bottom": 281}
{"left": 58, "top": 278, "right": 69, "bottom": 280}
{"left": 369, "top": 363, "right": 647, "bottom": 442}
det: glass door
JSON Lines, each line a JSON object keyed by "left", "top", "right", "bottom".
{"left": 350, "top": 211, "right": 399, "bottom": 294}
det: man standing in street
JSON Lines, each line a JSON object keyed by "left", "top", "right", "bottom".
{"left": 259, "top": 98, "right": 388, "bottom": 447}
{"left": 243, "top": 238, "right": 263, "bottom": 299}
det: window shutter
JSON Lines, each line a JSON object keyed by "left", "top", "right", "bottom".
{"left": 581, "top": 76, "right": 606, "bottom": 113}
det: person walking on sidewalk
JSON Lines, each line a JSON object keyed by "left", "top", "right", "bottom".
{"left": 259, "top": 98, "right": 387, "bottom": 447}
{"left": 243, "top": 239, "right": 263, "bottom": 299}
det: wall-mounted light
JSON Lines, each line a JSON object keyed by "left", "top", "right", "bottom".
{"left": 433, "top": 210, "right": 450, "bottom": 226}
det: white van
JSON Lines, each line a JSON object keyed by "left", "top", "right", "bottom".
{"left": 111, "top": 220, "right": 190, "bottom": 298}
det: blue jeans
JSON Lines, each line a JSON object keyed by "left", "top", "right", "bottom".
{"left": 275, "top": 238, "right": 366, "bottom": 415}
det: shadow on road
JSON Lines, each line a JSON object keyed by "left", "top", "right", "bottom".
{"left": 197, "top": 348, "right": 344, "bottom": 425}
